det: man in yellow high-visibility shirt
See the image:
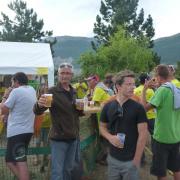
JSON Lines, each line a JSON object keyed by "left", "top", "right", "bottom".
{"left": 85, "top": 75, "right": 99, "bottom": 101}
{"left": 92, "top": 80, "right": 114, "bottom": 104}
{"left": 86, "top": 75, "right": 114, "bottom": 165}
{"left": 85, "top": 74, "right": 114, "bottom": 103}
{"left": 134, "top": 73, "right": 156, "bottom": 135}
{"left": 73, "top": 79, "right": 88, "bottom": 99}
{"left": 134, "top": 73, "right": 156, "bottom": 166}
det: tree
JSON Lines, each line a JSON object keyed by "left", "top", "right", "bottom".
{"left": 0, "top": 0, "right": 52, "bottom": 42}
{"left": 92, "top": 0, "right": 155, "bottom": 48}
{"left": 80, "top": 27, "right": 155, "bottom": 78}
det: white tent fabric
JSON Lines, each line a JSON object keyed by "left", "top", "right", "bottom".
{"left": 0, "top": 41, "right": 54, "bottom": 87}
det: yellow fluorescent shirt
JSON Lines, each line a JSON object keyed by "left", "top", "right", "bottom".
{"left": 134, "top": 85, "right": 156, "bottom": 119}
{"left": 92, "top": 84, "right": 112, "bottom": 127}
{"left": 73, "top": 82, "right": 88, "bottom": 99}
{"left": 92, "top": 87, "right": 111, "bottom": 127}
{"left": 171, "top": 79, "right": 180, "bottom": 88}
{"left": 92, "top": 87, "right": 110, "bottom": 103}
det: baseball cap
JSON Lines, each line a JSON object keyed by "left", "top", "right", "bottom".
{"left": 85, "top": 75, "right": 99, "bottom": 82}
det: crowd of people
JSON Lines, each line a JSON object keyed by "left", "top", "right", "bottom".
{"left": 0, "top": 63, "right": 180, "bottom": 180}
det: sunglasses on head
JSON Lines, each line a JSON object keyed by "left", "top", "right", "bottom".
{"left": 59, "top": 63, "right": 73, "bottom": 69}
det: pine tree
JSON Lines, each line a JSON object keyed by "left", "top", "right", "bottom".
{"left": 93, "top": 0, "right": 155, "bottom": 48}
{"left": 0, "top": 0, "right": 52, "bottom": 42}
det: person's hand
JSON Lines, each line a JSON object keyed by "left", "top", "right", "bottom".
{"left": 132, "top": 158, "right": 140, "bottom": 168}
{"left": 108, "top": 135, "right": 124, "bottom": 148}
{"left": 148, "top": 78, "right": 157, "bottom": 88}
{"left": 143, "top": 79, "right": 150, "bottom": 90}
{"left": 37, "top": 95, "right": 47, "bottom": 108}
{"left": 75, "top": 101, "right": 84, "bottom": 110}
{"left": 144, "top": 78, "right": 157, "bottom": 90}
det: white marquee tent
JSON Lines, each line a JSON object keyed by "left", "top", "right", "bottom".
{"left": 0, "top": 41, "right": 54, "bottom": 87}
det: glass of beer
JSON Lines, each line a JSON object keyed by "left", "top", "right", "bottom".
{"left": 75, "top": 99, "right": 84, "bottom": 110}
{"left": 89, "top": 101, "right": 94, "bottom": 108}
{"left": 44, "top": 94, "right": 53, "bottom": 107}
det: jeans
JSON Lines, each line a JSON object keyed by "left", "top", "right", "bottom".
{"left": 50, "top": 139, "right": 80, "bottom": 180}
{"left": 107, "top": 154, "right": 140, "bottom": 180}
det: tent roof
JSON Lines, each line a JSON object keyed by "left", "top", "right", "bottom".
{"left": 0, "top": 41, "right": 54, "bottom": 86}
{"left": 0, "top": 41, "right": 53, "bottom": 68}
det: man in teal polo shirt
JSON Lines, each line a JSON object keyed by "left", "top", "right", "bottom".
{"left": 142, "top": 64, "right": 180, "bottom": 180}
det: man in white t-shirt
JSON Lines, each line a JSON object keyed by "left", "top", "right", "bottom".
{"left": 0, "top": 72, "right": 36, "bottom": 180}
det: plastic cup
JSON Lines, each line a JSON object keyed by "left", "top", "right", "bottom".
{"left": 44, "top": 94, "right": 53, "bottom": 107}
{"left": 89, "top": 101, "right": 94, "bottom": 108}
{"left": 117, "top": 133, "right": 126, "bottom": 148}
{"left": 75, "top": 99, "right": 84, "bottom": 110}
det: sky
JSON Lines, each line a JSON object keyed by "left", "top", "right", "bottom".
{"left": 0, "top": 0, "right": 180, "bottom": 39}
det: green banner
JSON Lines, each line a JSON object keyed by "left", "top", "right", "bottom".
{"left": 0, "top": 134, "right": 97, "bottom": 157}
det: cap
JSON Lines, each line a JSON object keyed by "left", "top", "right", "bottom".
{"left": 85, "top": 75, "right": 99, "bottom": 82}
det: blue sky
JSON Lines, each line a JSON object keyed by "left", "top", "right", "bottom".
{"left": 0, "top": 0, "right": 180, "bottom": 39}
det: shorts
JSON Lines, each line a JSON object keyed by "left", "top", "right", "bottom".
{"left": 6, "top": 133, "right": 32, "bottom": 162}
{"left": 151, "top": 139, "right": 180, "bottom": 177}
{"left": 147, "top": 118, "right": 154, "bottom": 135}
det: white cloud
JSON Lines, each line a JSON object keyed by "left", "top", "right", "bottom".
{"left": 139, "top": 0, "right": 180, "bottom": 38}
{"left": 0, "top": 0, "right": 180, "bottom": 39}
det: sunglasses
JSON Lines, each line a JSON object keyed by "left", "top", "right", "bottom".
{"left": 117, "top": 105, "right": 123, "bottom": 117}
{"left": 59, "top": 63, "right": 73, "bottom": 69}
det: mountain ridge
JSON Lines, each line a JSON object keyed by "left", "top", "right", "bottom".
{"left": 51, "top": 33, "right": 180, "bottom": 69}
{"left": 153, "top": 33, "right": 180, "bottom": 64}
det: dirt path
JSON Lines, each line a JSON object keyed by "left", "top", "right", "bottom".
{"left": 90, "top": 151, "right": 173, "bottom": 180}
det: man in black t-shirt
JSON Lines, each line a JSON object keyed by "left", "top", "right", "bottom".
{"left": 100, "top": 70, "right": 148, "bottom": 180}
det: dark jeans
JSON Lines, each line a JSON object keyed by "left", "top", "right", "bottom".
{"left": 50, "top": 139, "right": 80, "bottom": 180}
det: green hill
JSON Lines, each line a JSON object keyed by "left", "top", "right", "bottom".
{"left": 53, "top": 36, "right": 93, "bottom": 59}
{"left": 51, "top": 36, "right": 93, "bottom": 71}
{"left": 51, "top": 34, "right": 180, "bottom": 70}
{"left": 153, "top": 33, "right": 180, "bottom": 65}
